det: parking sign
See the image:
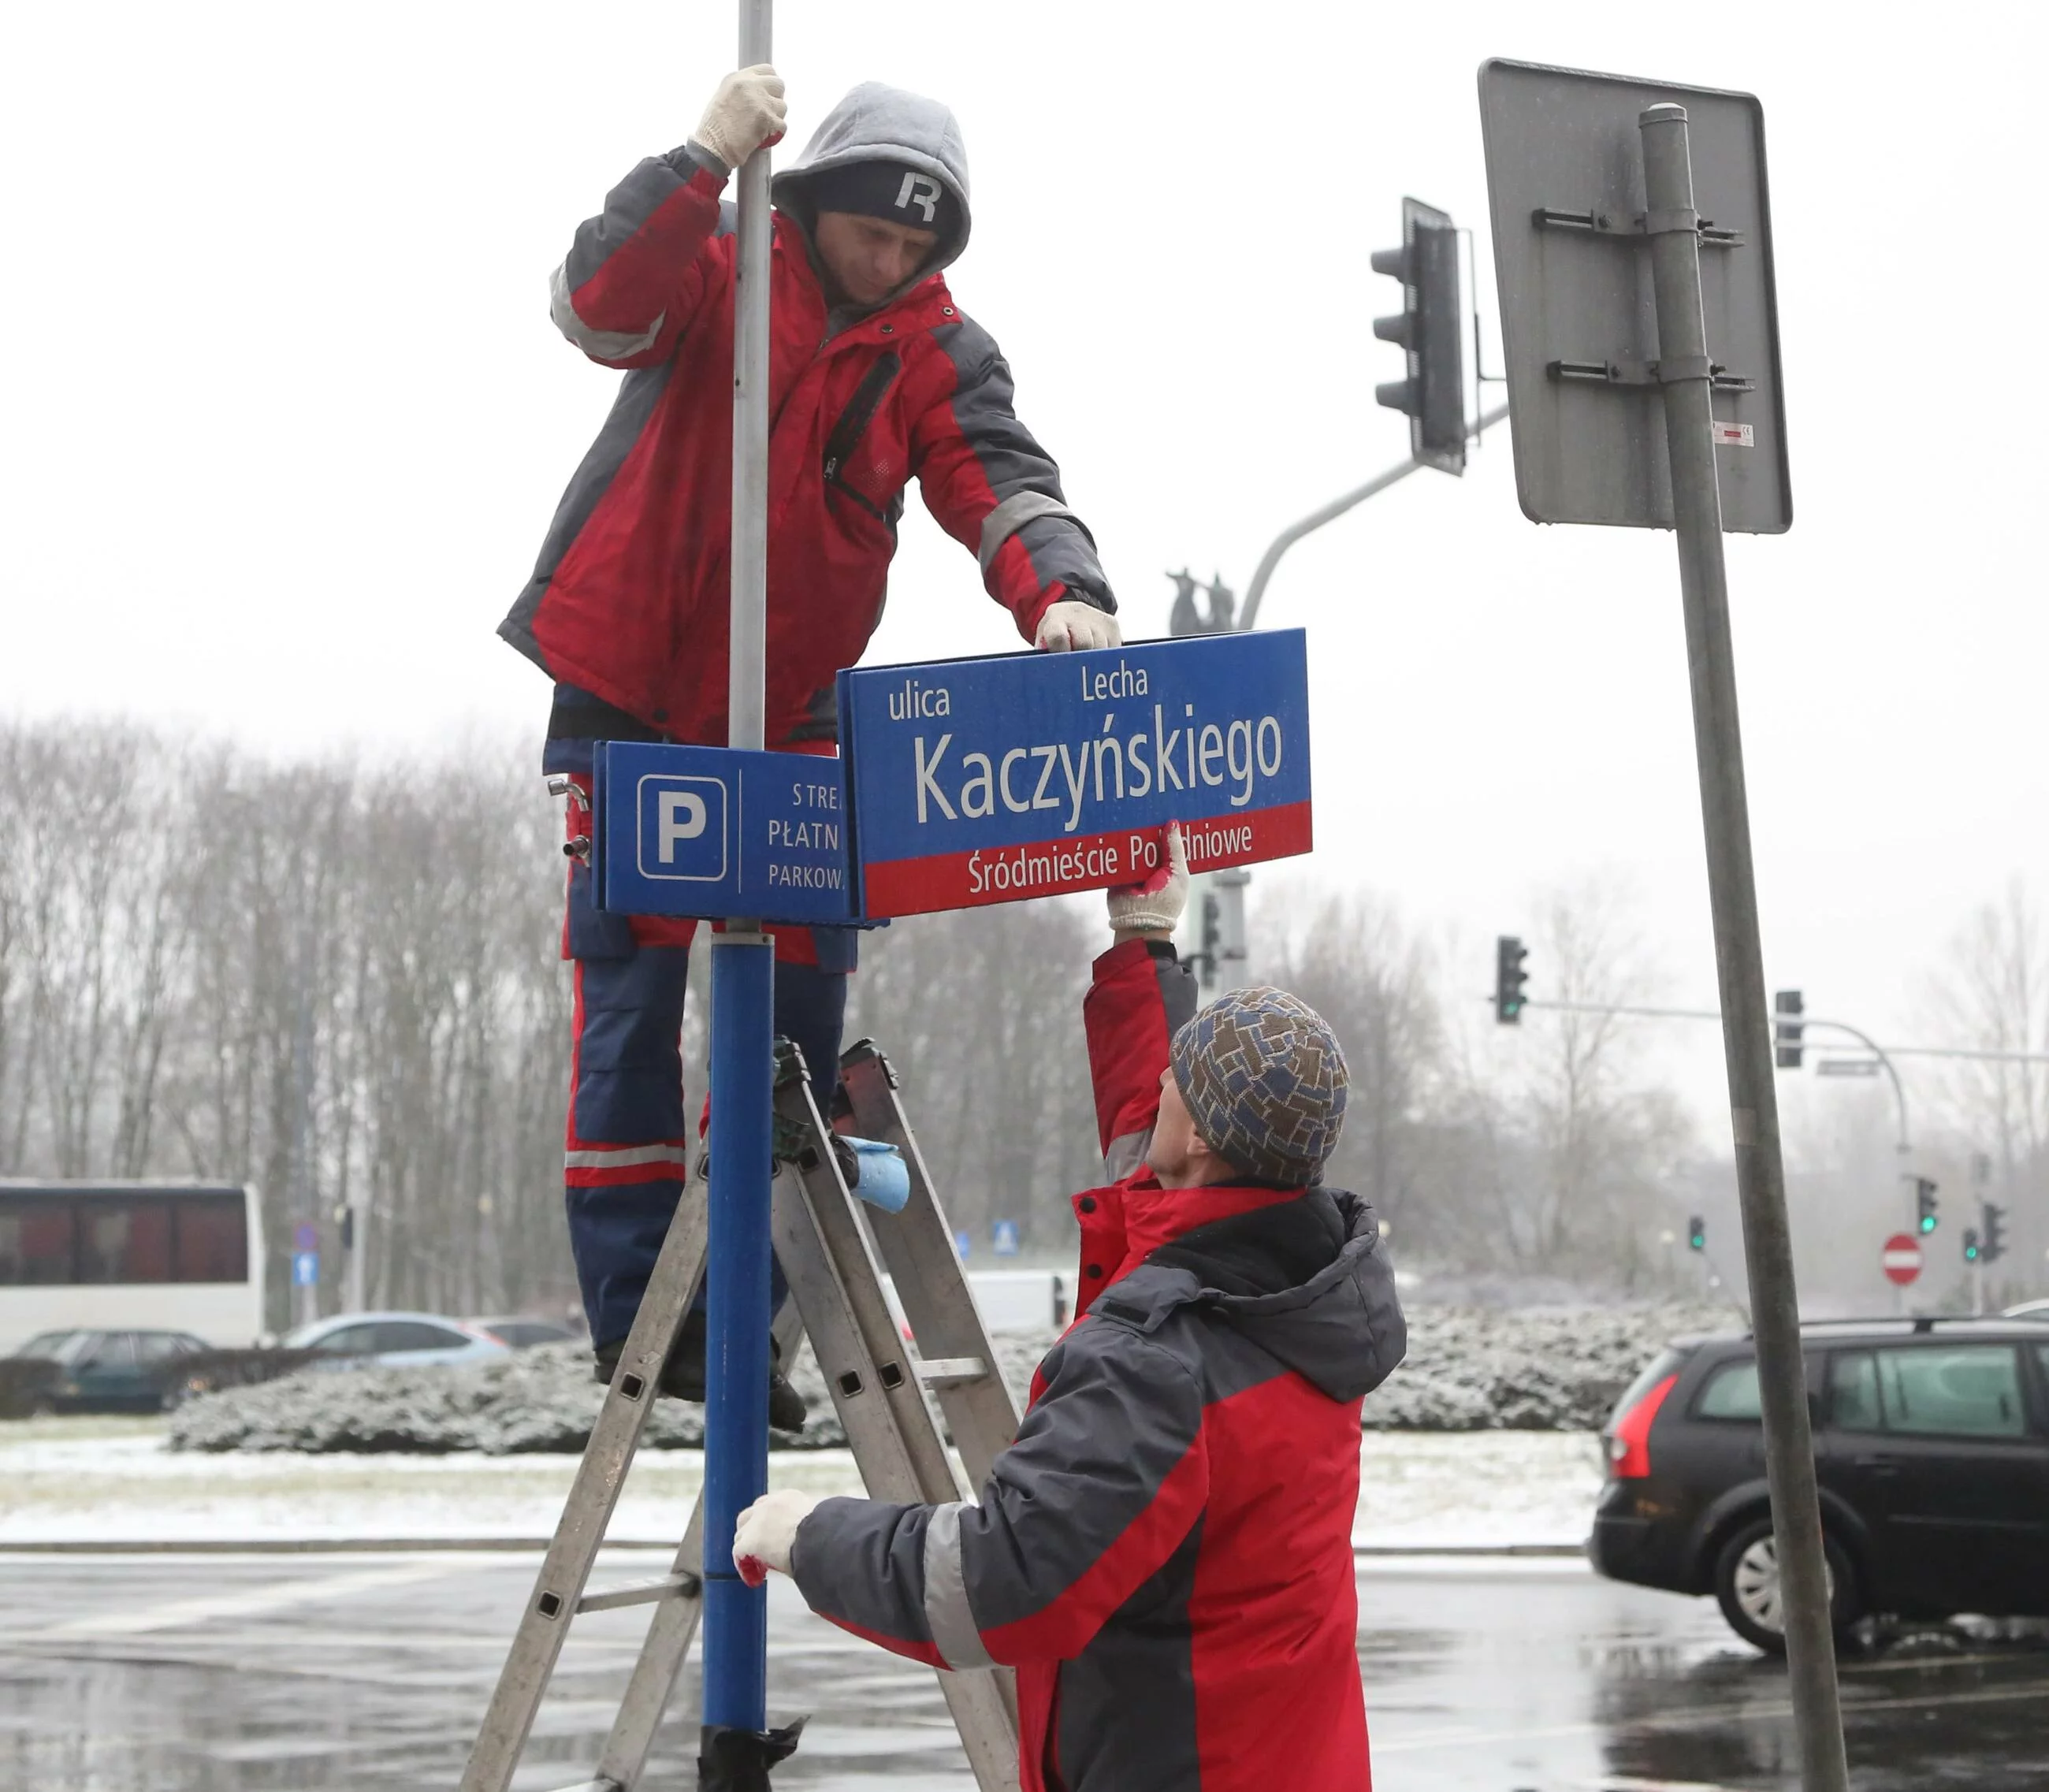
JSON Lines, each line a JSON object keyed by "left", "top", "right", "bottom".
{"left": 636, "top": 775, "right": 727, "bottom": 882}
{"left": 595, "top": 742, "right": 857, "bottom": 926}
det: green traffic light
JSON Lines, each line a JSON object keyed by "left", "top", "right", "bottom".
{"left": 1918, "top": 1214, "right": 1936, "bottom": 1234}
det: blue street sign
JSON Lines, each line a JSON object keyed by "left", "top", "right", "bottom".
{"left": 838, "top": 630, "right": 1312, "bottom": 917}
{"left": 586, "top": 631, "right": 1314, "bottom": 924}
{"left": 594, "top": 742, "right": 857, "bottom": 925}
{"left": 292, "top": 1251, "right": 319, "bottom": 1287}
{"left": 293, "top": 1221, "right": 318, "bottom": 1252}
{"left": 954, "top": 1229, "right": 972, "bottom": 1261}
{"left": 992, "top": 1219, "right": 1021, "bottom": 1257}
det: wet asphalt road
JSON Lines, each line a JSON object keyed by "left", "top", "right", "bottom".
{"left": 2, "top": 1550, "right": 2045, "bottom": 1791}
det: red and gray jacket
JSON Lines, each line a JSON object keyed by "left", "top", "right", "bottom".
{"left": 791, "top": 940, "right": 1408, "bottom": 1791}
{"left": 500, "top": 82, "right": 1113, "bottom": 749}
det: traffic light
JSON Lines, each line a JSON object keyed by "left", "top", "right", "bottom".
{"left": 1981, "top": 1202, "right": 2007, "bottom": 1264}
{"left": 1370, "top": 198, "right": 1466, "bottom": 474}
{"left": 1915, "top": 1177, "right": 1939, "bottom": 1235}
{"left": 1773, "top": 989, "right": 1805, "bottom": 1069}
{"left": 1962, "top": 1226, "right": 1981, "bottom": 1264}
{"left": 1687, "top": 1215, "right": 1706, "bottom": 1252}
{"left": 1195, "top": 892, "right": 1222, "bottom": 988}
{"left": 1494, "top": 935, "right": 1529, "bottom": 1024}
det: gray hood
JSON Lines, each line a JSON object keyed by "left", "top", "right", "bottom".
{"left": 1099, "top": 1189, "right": 1408, "bottom": 1404}
{"left": 772, "top": 80, "right": 973, "bottom": 278}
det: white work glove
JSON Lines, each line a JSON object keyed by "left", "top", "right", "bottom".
{"left": 1107, "top": 822, "right": 1189, "bottom": 936}
{"left": 1034, "top": 600, "right": 1122, "bottom": 653}
{"left": 733, "top": 1488, "right": 820, "bottom": 1586}
{"left": 694, "top": 65, "right": 787, "bottom": 172}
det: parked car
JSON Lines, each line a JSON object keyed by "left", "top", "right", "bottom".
{"left": 279, "top": 1311, "right": 509, "bottom": 1370}
{"left": 3, "top": 1328, "right": 211, "bottom": 1413}
{"left": 1590, "top": 1317, "right": 2049, "bottom": 1652}
{"left": 464, "top": 1316, "right": 580, "bottom": 1349}
{"left": 2003, "top": 1299, "right": 2049, "bottom": 1322}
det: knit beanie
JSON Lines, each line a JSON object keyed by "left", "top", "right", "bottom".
{"left": 804, "top": 158, "right": 962, "bottom": 241}
{"left": 1170, "top": 987, "right": 1348, "bottom": 1185}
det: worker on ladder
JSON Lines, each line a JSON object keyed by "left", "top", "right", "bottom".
{"left": 497, "top": 65, "right": 1119, "bottom": 1423}
{"left": 735, "top": 828, "right": 1408, "bottom": 1790}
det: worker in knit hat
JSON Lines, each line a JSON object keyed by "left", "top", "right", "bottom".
{"left": 738, "top": 826, "right": 1405, "bottom": 1792}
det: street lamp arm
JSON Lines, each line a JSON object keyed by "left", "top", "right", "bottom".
{"left": 1518, "top": 996, "right": 1914, "bottom": 1157}
{"left": 1238, "top": 402, "right": 1511, "bottom": 630}
{"left": 1797, "top": 1017, "right": 1911, "bottom": 1158}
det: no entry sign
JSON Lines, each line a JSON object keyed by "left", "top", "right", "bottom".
{"left": 1881, "top": 1232, "right": 1924, "bottom": 1287}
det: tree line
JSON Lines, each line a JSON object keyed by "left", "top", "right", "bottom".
{"left": 0, "top": 719, "right": 2040, "bottom": 1332}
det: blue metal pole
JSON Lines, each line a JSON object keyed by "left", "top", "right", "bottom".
{"left": 703, "top": 0, "right": 775, "bottom": 1740}
{"left": 701, "top": 931, "right": 774, "bottom": 1729}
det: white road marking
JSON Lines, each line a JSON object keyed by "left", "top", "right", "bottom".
{"left": 40, "top": 1560, "right": 461, "bottom": 1637}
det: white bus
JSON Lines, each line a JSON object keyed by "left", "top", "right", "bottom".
{"left": 0, "top": 1180, "right": 266, "bottom": 1351}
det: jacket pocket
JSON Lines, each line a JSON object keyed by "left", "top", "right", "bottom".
{"left": 821, "top": 351, "right": 905, "bottom": 526}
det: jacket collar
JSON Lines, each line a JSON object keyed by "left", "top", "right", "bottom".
{"left": 1069, "top": 1173, "right": 1303, "bottom": 1319}
{"left": 773, "top": 210, "right": 958, "bottom": 345}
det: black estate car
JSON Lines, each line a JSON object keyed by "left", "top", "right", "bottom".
{"left": 1590, "top": 1316, "right": 2049, "bottom": 1651}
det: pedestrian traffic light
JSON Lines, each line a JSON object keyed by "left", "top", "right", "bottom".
{"left": 1687, "top": 1215, "right": 1706, "bottom": 1252}
{"left": 1914, "top": 1177, "right": 1939, "bottom": 1235}
{"left": 1371, "top": 197, "right": 1465, "bottom": 474}
{"left": 1494, "top": 935, "right": 1529, "bottom": 1024}
{"left": 1773, "top": 989, "right": 1805, "bottom": 1070}
{"left": 1980, "top": 1202, "right": 2007, "bottom": 1264}
{"left": 1962, "top": 1226, "right": 1980, "bottom": 1264}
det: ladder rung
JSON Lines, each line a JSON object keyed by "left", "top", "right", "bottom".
{"left": 915, "top": 1355, "right": 988, "bottom": 1387}
{"left": 574, "top": 1573, "right": 701, "bottom": 1615}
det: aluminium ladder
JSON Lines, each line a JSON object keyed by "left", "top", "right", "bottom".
{"left": 459, "top": 1039, "right": 1024, "bottom": 1792}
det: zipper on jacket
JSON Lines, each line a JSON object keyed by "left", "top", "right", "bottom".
{"left": 820, "top": 351, "right": 902, "bottom": 485}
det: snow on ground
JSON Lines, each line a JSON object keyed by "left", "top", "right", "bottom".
{"left": 0, "top": 1415, "right": 1602, "bottom": 1549}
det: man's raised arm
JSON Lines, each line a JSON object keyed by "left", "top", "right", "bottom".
{"left": 549, "top": 65, "right": 786, "bottom": 369}
{"left": 1084, "top": 825, "right": 1196, "bottom": 1181}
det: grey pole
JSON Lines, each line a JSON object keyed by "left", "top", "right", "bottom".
{"left": 1238, "top": 402, "right": 1509, "bottom": 630}
{"left": 1638, "top": 103, "right": 1849, "bottom": 1792}
{"left": 729, "top": 1, "right": 772, "bottom": 768}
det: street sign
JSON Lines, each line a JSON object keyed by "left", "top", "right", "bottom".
{"left": 953, "top": 1229, "right": 972, "bottom": 1261}
{"left": 594, "top": 743, "right": 856, "bottom": 926}
{"left": 839, "top": 630, "right": 1312, "bottom": 918}
{"left": 991, "top": 1219, "right": 1021, "bottom": 1258}
{"left": 1881, "top": 1232, "right": 1924, "bottom": 1287}
{"left": 292, "top": 1250, "right": 320, "bottom": 1288}
{"left": 294, "top": 1221, "right": 318, "bottom": 1252}
{"left": 1478, "top": 59, "right": 1790, "bottom": 532}
{"left": 1817, "top": 1058, "right": 1882, "bottom": 1078}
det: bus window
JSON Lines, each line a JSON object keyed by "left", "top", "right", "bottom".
{"left": 174, "top": 1195, "right": 249, "bottom": 1282}
{"left": 0, "top": 1203, "right": 78, "bottom": 1285}
{"left": 79, "top": 1203, "right": 173, "bottom": 1284}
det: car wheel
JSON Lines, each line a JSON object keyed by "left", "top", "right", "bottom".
{"left": 1713, "top": 1516, "right": 1860, "bottom": 1654}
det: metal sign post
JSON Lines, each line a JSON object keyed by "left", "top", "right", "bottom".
{"left": 1480, "top": 61, "right": 1846, "bottom": 1792}
{"left": 702, "top": 0, "right": 777, "bottom": 1758}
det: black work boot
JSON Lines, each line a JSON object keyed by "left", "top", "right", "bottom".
{"left": 593, "top": 1311, "right": 809, "bottom": 1432}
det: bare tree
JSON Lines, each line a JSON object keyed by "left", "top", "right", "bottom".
{"left": 1917, "top": 879, "right": 2049, "bottom": 1294}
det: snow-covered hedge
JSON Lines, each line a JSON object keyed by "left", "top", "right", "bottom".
{"left": 167, "top": 1304, "right": 1739, "bottom": 1453}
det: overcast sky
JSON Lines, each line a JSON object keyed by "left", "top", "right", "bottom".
{"left": 5, "top": 2, "right": 2043, "bottom": 1150}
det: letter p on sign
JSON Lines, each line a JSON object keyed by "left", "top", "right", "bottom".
{"left": 660, "top": 790, "right": 707, "bottom": 861}
{"left": 637, "top": 774, "right": 727, "bottom": 882}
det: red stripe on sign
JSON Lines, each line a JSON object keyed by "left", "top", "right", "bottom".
{"left": 862, "top": 801, "right": 1314, "bottom": 919}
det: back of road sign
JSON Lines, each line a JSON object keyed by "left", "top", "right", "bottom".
{"left": 1478, "top": 59, "right": 1791, "bottom": 533}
